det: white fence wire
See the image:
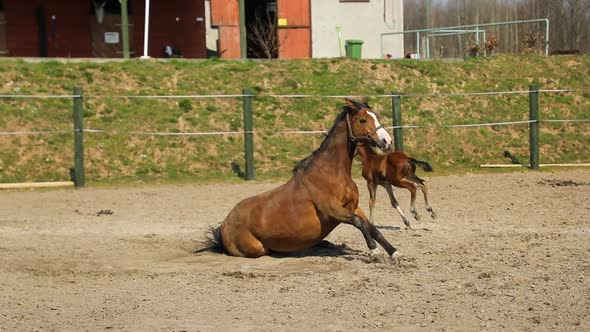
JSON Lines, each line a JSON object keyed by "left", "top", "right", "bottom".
{"left": 0, "top": 88, "right": 584, "bottom": 100}
{"left": 0, "top": 89, "right": 588, "bottom": 136}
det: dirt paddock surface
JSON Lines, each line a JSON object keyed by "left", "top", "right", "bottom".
{"left": 1, "top": 170, "right": 589, "bottom": 331}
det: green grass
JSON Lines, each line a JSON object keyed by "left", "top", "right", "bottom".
{"left": 0, "top": 55, "right": 589, "bottom": 185}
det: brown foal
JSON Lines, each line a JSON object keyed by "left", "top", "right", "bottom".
{"left": 210, "top": 99, "right": 398, "bottom": 258}
{"left": 356, "top": 145, "right": 437, "bottom": 229}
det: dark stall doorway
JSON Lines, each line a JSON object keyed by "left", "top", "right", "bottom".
{"left": 0, "top": 0, "right": 8, "bottom": 56}
{"left": 90, "top": 0, "right": 134, "bottom": 57}
{"left": 245, "top": 0, "right": 277, "bottom": 59}
{"left": 36, "top": 5, "right": 48, "bottom": 57}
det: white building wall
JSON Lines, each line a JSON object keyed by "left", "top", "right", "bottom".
{"left": 311, "top": 0, "right": 404, "bottom": 59}
{"left": 205, "top": 0, "right": 219, "bottom": 53}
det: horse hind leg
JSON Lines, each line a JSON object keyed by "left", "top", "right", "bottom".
{"left": 222, "top": 224, "right": 269, "bottom": 258}
{"left": 399, "top": 178, "right": 420, "bottom": 221}
{"left": 384, "top": 183, "right": 411, "bottom": 229}
{"left": 419, "top": 179, "right": 437, "bottom": 219}
{"left": 236, "top": 231, "right": 269, "bottom": 258}
{"left": 409, "top": 175, "right": 437, "bottom": 220}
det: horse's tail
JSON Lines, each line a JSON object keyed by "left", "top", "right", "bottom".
{"left": 194, "top": 225, "right": 226, "bottom": 254}
{"left": 410, "top": 158, "right": 433, "bottom": 172}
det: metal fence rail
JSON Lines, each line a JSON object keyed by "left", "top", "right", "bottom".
{"left": 380, "top": 18, "right": 551, "bottom": 58}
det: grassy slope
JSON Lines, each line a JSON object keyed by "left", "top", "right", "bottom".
{"left": 0, "top": 55, "right": 589, "bottom": 185}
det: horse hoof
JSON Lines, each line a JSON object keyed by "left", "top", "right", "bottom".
{"left": 368, "top": 248, "right": 385, "bottom": 263}
{"left": 402, "top": 219, "right": 411, "bottom": 229}
{"left": 390, "top": 251, "right": 403, "bottom": 261}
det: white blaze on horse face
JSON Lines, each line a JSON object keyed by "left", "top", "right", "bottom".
{"left": 367, "top": 110, "right": 392, "bottom": 150}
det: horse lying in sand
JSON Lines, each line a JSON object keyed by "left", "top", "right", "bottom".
{"left": 210, "top": 99, "right": 398, "bottom": 259}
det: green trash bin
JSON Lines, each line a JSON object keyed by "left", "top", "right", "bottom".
{"left": 345, "top": 40, "right": 364, "bottom": 59}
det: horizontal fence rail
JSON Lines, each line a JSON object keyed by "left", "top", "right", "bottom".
{"left": 4, "top": 117, "right": 589, "bottom": 136}
{"left": 0, "top": 130, "right": 71, "bottom": 135}
{"left": 1, "top": 87, "right": 589, "bottom": 187}
{"left": 0, "top": 94, "right": 82, "bottom": 98}
{"left": 1, "top": 89, "right": 585, "bottom": 100}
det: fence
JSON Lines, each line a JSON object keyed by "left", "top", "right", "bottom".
{"left": 381, "top": 18, "right": 550, "bottom": 59}
{"left": 1, "top": 86, "right": 589, "bottom": 188}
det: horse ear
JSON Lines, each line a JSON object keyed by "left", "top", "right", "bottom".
{"left": 345, "top": 98, "right": 357, "bottom": 110}
{"left": 345, "top": 98, "right": 363, "bottom": 114}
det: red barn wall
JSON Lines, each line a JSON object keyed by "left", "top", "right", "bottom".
{"left": 4, "top": 0, "right": 92, "bottom": 57}
{"left": 2, "top": 0, "right": 206, "bottom": 58}
{"left": 210, "top": 0, "right": 311, "bottom": 59}
{"left": 277, "top": 0, "right": 311, "bottom": 59}
{"left": 218, "top": 26, "right": 240, "bottom": 59}
{"left": 4, "top": 0, "right": 42, "bottom": 56}
{"left": 210, "top": 0, "right": 238, "bottom": 27}
{"left": 133, "top": 0, "right": 206, "bottom": 58}
{"left": 44, "top": 0, "right": 92, "bottom": 57}
{"left": 209, "top": 0, "right": 239, "bottom": 59}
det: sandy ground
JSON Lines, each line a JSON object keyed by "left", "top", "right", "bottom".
{"left": 0, "top": 170, "right": 589, "bottom": 332}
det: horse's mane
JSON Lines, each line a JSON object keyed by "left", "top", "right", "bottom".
{"left": 292, "top": 107, "right": 351, "bottom": 173}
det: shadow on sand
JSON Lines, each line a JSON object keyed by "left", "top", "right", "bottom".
{"left": 194, "top": 239, "right": 362, "bottom": 261}
{"left": 375, "top": 224, "right": 402, "bottom": 231}
{"left": 272, "top": 240, "right": 362, "bottom": 260}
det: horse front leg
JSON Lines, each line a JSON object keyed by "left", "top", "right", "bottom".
{"left": 367, "top": 181, "right": 377, "bottom": 223}
{"left": 354, "top": 208, "right": 398, "bottom": 258}
{"left": 341, "top": 213, "right": 377, "bottom": 252}
{"left": 325, "top": 204, "right": 396, "bottom": 258}
{"left": 384, "top": 184, "right": 411, "bottom": 229}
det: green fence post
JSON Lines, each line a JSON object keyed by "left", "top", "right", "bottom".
{"left": 529, "top": 85, "right": 540, "bottom": 170}
{"left": 242, "top": 88, "right": 255, "bottom": 180}
{"left": 239, "top": 0, "right": 247, "bottom": 59}
{"left": 392, "top": 93, "right": 404, "bottom": 151}
{"left": 73, "top": 87, "right": 85, "bottom": 187}
{"left": 120, "top": 0, "right": 130, "bottom": 59}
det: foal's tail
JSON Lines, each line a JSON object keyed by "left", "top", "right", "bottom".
{"left": 410, "top": 158, "right": 433, "bottom": 172}
{"left": 194, "top": 225, "right": 226, "bottom": 254}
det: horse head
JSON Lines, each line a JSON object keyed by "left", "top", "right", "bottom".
{"left": 344, "top": 98, "right": 392, "bottom": 155}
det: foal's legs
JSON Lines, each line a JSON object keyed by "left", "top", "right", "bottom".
{"left": 409, "top": 175, "right": 437, "bottom": 219}
{"left": 397, "top": 178, "right": 420, "bottom": 221}
{"left": 367, "top": 181, "right": 378, "bottom": 223}
{"left": 384, "top": 184, "right": 411, "bottom": 229}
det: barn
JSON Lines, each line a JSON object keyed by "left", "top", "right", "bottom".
{"left": 0, "top": 0, "right": 403, "bottom": 59}
{"left": 209, "top": 0, "right": 310, "bottom": 59}
{"left": 209, "top": 0, "right": 404, "bottom": 59}
{"left": 0, "top": 0, "right": 207, "bottom": 58}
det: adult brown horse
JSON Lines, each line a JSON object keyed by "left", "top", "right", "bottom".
{"left": 210, "top": 99, "right": 398, "bottom": 258}
{"left": 356, "top": 145, "right": 437, "bottom": 229}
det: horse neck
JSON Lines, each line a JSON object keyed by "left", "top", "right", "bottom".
{"left": 358, "top": 145, "right": 382, "bottom": 163}
{"left": 313, "top": 118, "right": 355, "bottom": 175}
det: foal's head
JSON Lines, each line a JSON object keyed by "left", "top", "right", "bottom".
{"left": 345, "top": 98, "right": 392, "bottom": 155}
